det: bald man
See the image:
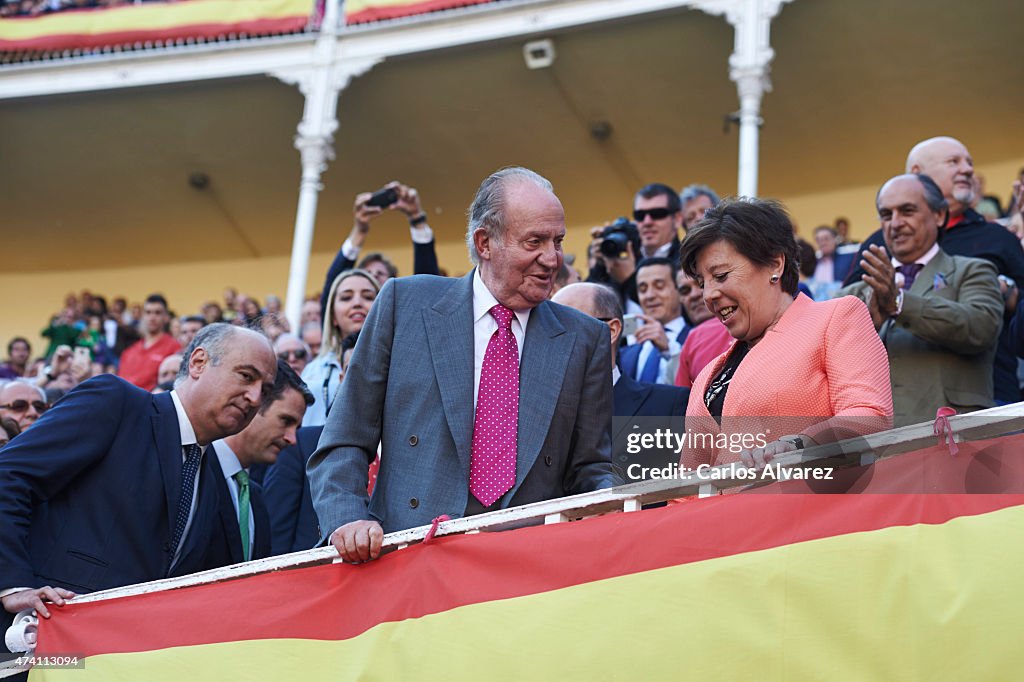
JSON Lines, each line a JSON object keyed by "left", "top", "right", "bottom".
{"left": 553, "top": 283, "right": 687, "bottom": 479}
{"left": 844, "top": 136, "right": 1024, "bottom": 405}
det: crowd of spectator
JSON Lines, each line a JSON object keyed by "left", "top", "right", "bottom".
{"left": 0, "top": 0, "right": 163, "bottom": 18}
{"left": 1, "top": 138, "right": 1023, "bottom": 642}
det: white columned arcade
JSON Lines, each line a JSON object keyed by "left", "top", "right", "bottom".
{"left": 695, "top": 0, "right": 793, "bottom": 197}
{"left": 272, "top": 0, "right": 381, "bottom": 332}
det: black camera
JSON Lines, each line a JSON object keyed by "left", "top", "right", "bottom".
{"left": 599, "top": 217, "right": 641, "bottom": 259}
{"left": 366, "top": 186, "right": 398, "bottom": 208}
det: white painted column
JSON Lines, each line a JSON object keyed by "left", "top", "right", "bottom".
{"left": 286, "top": 134, "right": 333, "bottom": 332}
{"left": 272, "top": 0, "right": 381, "bottom": 333}
{"left": 695, "top": 0, "right": 794, "bottom": 197}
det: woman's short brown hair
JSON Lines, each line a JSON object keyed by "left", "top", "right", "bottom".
{"left": 679, "top": 197, "right": 800, "bottom": 295}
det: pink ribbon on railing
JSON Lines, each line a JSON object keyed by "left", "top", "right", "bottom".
{"left": 423, "top": 515, "right": 451, "bottom": 544}
{"left": 933, "top": 406, "right": 959, "bottom": 456}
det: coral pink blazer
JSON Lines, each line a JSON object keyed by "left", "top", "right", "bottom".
{"left": 683, "top": 294, "right": 893, "bottom": 469}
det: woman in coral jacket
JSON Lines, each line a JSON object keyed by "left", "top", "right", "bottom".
{"left": 678, "top": 198, "right": 893, "bottom": 471}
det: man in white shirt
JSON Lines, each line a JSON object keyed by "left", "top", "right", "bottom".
{"left": 310, "top": 167, "right": 618, "bottom": 563}
{"left": 619, "top": 257, "right": 688, "bottom": 385}
{"left": 839, "top": 173, "right": 1003, "bottom": 425}
{"left": 208, "top": 359, "right": 313, "bottom": 564}
{"left": 0, "top": 324, "right": 275, "bottom": 634}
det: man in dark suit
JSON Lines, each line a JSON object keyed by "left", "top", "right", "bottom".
{"left": 309, "top": 167, "right": 619, "bottom": 563}
{"left": 0, "top": 324, "right": 276, "bottom": 628}
{"left": 618, "top": 257, "right": 690, "bottom": 385}
{"left": 586, "top": 183, "right": 684, "bottom": 316}
{"left": 553, "top": 282, "right": 689, "bottom": 478}
{"left": 206, "top": 360, "right": 313, "bottom": 565}
{"left": 264, "top": 426, "right": 323, "bottom": 556}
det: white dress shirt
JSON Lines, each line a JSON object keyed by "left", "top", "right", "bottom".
{"left": 212, "top": 440, "right": 255, "bottom": 560}
{"left": 472, "top": 269, "right": 530, "bottom": 408}
{"left": 890, "top": 243, "right": 940, "bottom": 275}
{"left": 0, "top": 391, "right": 205, "bottom": 597}
{"left": 633, "top": 315, "right": 686, "bottom": 384}
{"left": 641, "top": 241, "right": 674, "bottom": 260}
{"left": 169, "top": 390, "right": 204, "bottom": 568}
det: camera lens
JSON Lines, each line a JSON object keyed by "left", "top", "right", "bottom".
{"left": 600, "top": 231, "right": 630, "bottom": 258}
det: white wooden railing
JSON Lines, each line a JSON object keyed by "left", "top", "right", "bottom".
{"left": 2, "top": 402, "right": 1023, "bottom": 675}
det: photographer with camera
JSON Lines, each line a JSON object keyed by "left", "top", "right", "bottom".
{"left": 587, "top": 218, "right": 642, "bottom": 315}
{"left": 587, "top": 183, "right": 685, "bottom": 315}
{"left": 319, "top": 181, "right": 441, "bottom": 321}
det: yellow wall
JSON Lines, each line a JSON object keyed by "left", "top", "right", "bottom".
{"left": 781, "top": 158, "right": 1024, "bottom": 242}
{"left": 5, "top": 157, "right": 1022, "bottom": 361}
{"left": 3, "top": 252, "right": 348, "bottom": 361}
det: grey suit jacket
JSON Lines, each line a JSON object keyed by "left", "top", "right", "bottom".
{"left": 839, "top": 249, "right": 1002, "bottom": 426}
{"left": 308, "top": 272, "right": 618, "bottom": 536}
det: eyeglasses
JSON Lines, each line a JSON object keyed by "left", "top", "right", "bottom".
{"left": 632, "top": 208, "right": 674, "bottom": 222}
{"left": 277, "top": 349, "right": 308, "bottom": 361}
{"left": 0, "top": 400, "right": 48, "bottom": 414}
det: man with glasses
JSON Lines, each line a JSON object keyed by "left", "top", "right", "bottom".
{"left": 633, "top": 183, "right": 684, "bottom": 261}
{"left": 273, "top": 334, "right": 311, "bottom": 375}
{"left": 587, "top": 183, "right": 684, "bottom": 314}
{"left": 0, "top": 380, "right": 48, "bottom": 433}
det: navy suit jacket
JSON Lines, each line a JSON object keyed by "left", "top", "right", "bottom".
{"left": 205, "top": 451, "right": 273, "bottom": 566}
{"left": 263, "top": 426, "right": 322, "bottom": 555}
{"left": 0, "top": 374, "right": 221, "bottom": 595}
{"left": 611, "top": 373, "right": 688, "bottom": 475}
{"left": 831, "top": 250, "right": 857, "bottom": 283}
{"left": 618, "top": 326, "right": 689, "bottom": 381}
{"left": 613, "top": 373, "right": 689, "bottom": 421}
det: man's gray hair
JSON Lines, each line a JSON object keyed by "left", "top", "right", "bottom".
{"left": 273, "top": 332, "right": 311, "bottom": 357}
{"left": 175, "top": 323, "right": 244, "bottom": 385}
{"left": 0, "top": 378, "right": 46, "bottom": 402}
{"left": 679, "top": 183, "right": 721, "bottom": 208}
{"left": 875, "top": 173, "right": 949, "bottom": 217}
{"left": 466, "top": 167, "right": 553, "bottom": 265}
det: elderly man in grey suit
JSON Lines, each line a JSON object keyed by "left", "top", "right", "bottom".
{"left": 839, "top": 173, "right": 1002, "bottom": 427}
{"left": 309, "top": 167, "right": 618, "bottom": 562}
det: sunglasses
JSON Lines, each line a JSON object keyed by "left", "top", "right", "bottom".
{"left": 0, "top": 400, "right": 48, "bottom": 414}
{"left": 277, "top": 349, "right": 308, "bottom": 361}
{"left": 633, "top": 208, "right": 674, "bottom": 222}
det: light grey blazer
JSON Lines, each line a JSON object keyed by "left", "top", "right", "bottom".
{"left": 307, "top": 272, "right": 618, "bottom": 537}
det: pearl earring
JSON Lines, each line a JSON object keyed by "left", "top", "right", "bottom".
{"left": 770, "top": 274, "right": 780, "bottom": 284}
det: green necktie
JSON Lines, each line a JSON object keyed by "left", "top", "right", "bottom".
{"left": 233, "top": 470, "right": 251, "bottom": 562}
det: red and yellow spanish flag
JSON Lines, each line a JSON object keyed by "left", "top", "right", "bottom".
{"left": 344, "top": 0, "right": 498, "bottom": 26}
{"left": 0, "top": 0, "right": 311, "bottom": 53}
{"left": 31, "top": 438, "right": 1024, "bottom": 680}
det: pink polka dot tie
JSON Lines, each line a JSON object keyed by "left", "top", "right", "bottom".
{"left": 469, "top": 304, "right": 519, "bottom": 507}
